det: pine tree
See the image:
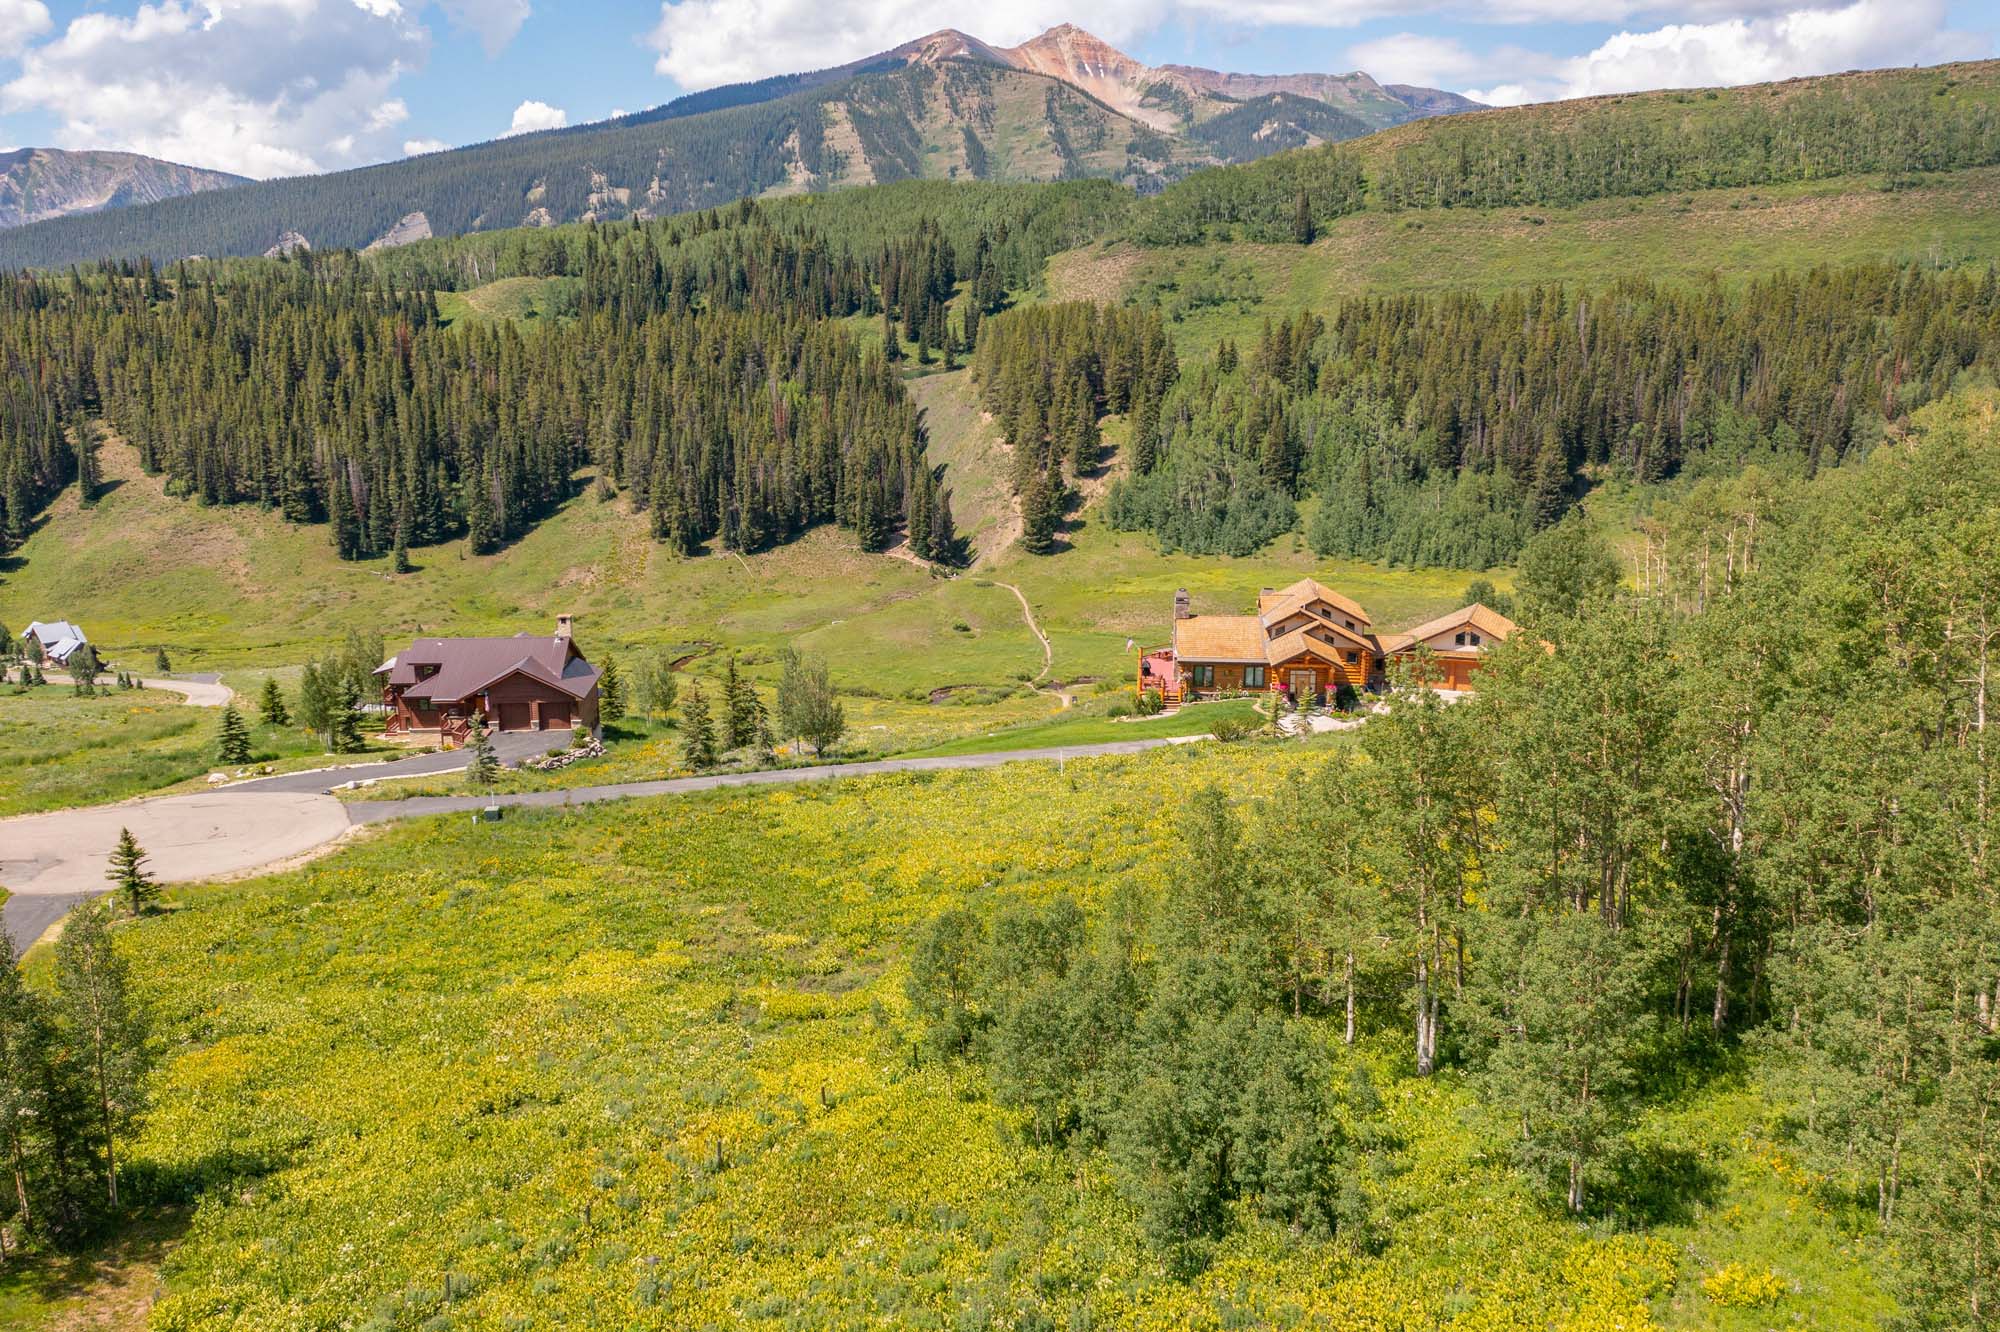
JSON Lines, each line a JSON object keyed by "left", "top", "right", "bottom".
{"left": 1292, "top": 189, "right": 1315, "bottom": 245}
{"left": 722, "top": 654, "right": 758, "bottom": 750}
{"left": 105, "top": 828, "right": 158, "bottom": 916}
{"left": 598, "top": 654, "right": 627, "bottom": 724}
{"left": 680, "top": 680, "right": 716, "bottom": 768}
{"left": 215, "top": 704, "right": 252, "bottom": 765}
{"left": 329, "top": 681, "right": 365, "bottom": 754}
{"left": 464, "top": 728, "right": 499, "bottom": 787}
{"left": 258, "top": 676, "right": 290, "bottom": 727}
{"left": 52, "top": 903, "right": 149, "bottom": 1209}
{"left": 153, "top": 647, "right": 170, "bottom": 674}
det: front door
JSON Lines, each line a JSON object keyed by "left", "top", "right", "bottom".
{"left": 1288, "top": 669, "right": 1316, "bottom": 700}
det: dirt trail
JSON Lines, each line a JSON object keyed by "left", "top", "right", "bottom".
{"left": 990, "top": 579, "right": 1072, "bottom": 709}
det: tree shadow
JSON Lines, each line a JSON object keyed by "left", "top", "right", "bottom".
{"left": 1599, "top": 1140, "right": 1725, "bottom": 1228}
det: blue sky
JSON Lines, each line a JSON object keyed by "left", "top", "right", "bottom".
{"left": 0, "top": 0, "right": 1991, "bottom": 178}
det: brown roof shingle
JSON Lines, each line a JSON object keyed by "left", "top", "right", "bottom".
{"left": 1173, "top": 615, "right": 1268, "bottom": 663}
{"left": 377, "top": 633, "right": 601, "bottom": 702}
{"left": 1379, "top": 603, "right": 1520, "bottom": 655}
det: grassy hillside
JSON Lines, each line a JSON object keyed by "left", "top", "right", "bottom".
{"left": 0, "top": 411, "right": 1488, "bottom": 696}
{"left": 1054, "top": 166, "right": 2000, "bottom": 354}
{"left": 0, "top": 743, "right": 1890, "bottom": 1329}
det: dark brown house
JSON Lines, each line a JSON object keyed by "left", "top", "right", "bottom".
{"left": 376, "top": 615, "right": 602, "bottom": 746}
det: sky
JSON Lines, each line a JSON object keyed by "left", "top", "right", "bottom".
{"left": 0, "top": 0, "right": 1991, "bottom": 179}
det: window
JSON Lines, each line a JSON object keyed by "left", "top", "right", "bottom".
{"left": 1245, "top": 666, "right": 1266, "bottom": 688}
{"left": 1345, "top": 651, "right": 1360, "bottom": 664}
{"left": 1469, "top": 632, "right": 1483, "bottom": 647}
{"left": 1190, "top": 664, "right": 1215, "bottom": 688}
{"left": 1454, "top": 632, "right": 1468, "bottom": 646}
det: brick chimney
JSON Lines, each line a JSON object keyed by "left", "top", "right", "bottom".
{"left": 1173, "top": 589, "right": 1191, "bottom": 621}
{"left": 555, "top": 614, "right": 573, "bottom": 640}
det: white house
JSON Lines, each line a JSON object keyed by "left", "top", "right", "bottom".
{"left": 21, "top": 620, "right": 89, "bottom": 664}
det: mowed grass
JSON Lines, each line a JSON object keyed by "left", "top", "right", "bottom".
{"left": 1050, "top": 167, "right": 2000, "bottom": 356}
{"left": 0, "top": 683, "right": 363, "bottom": 817}
{"left": 908, "top": 695, "right": 1264, "bottom": 756}
{"left": 7, "top": 741, "right": 1888, "bottom": 1330}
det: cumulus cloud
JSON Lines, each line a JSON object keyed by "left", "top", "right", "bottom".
{"left": 644, "top": 0, "right": 1171, "bottom": 90}
{"left": 0, "top": 0, "right": 50, "bottom": 59}
{"left": 0, "top": 0, "right": 429, "bottom": 178}
{"left": 1459, "top": 0, "right": 1988, "bottom": 105}
{"left": 505, "top": 98, "right": 566, "bottom": 134}
{"left": 403, "top": 135, "right": 448, "bottom": 154}
{"left": 435, "top": 0, "right": 531, "bottom": 56}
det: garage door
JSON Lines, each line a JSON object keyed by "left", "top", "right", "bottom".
{"left": 543, "top": 699, "right": 571, "bottom": 730}
{"left": 495, "top": 701, "right": 530, "bottom": 731}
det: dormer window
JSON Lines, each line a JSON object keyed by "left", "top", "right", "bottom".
{"left": 1454, "top": 632, "right": 1468, "bottom": 646}
{"left": 1469, "top": 633, "right": 1483, "bottom": 647}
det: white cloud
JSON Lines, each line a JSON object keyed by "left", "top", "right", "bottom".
{"left": 0, "top": 0, "right": 429, "bottom": 177}
{"left": 403, "top": 135, "right": 448, "bottom": 154}
{"left": 0, "top": 0, "right": 50, "bottom": 59}
{"left": 505, "top": 98, "right": 566, "bottom": 134}
{"left": 434, "top": 0, "right": 530, "bottom": 56}
{"left": 1460, "top": 0, "right": 1987, "bottom": 104}
{"left": 644, "top": 0, "right": 1171, "bottom": 91}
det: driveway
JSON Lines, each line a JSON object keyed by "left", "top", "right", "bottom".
{"left": 1, "top": 791, "right": 352, "bottom": 949}
{"left": 2, "top": 735, "right": 1195, "bottom": 955}
{"left": 225, "top": 731, "right": 555, "bottom": 794}
{"left": 137, "top": 676, "right": 234, "bottom": 707}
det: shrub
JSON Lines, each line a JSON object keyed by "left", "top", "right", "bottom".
{"left": 1136, "top": 689, "right": 1163, "bottom": 717}
{"left": 1702, "top": 1262, "right": 1785, "bottom": 1308}
{"left": 571, "top": 725, "right": 590, "bottom": 748}
{"left": 1209, "top": 715, "right": 1256, "bottom": 743}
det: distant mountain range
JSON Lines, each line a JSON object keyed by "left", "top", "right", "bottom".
{"left": 0, "top": 148, "right": 247, "bottom": 230}
{"left": 0, "top": 24, "right": 1477, "bottom": 268}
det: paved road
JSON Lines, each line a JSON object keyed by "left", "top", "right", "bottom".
{"left": 136, "top": 676, "right": 234, "bottom": 707}
{"left": 225, "top": 731, "right": 554, "bottom": 793}
{"left": 3, "top": 735, "right": 1196, "bottom": 954}
{"left": 1, "top": 791, "right": 352, "bottom": 949}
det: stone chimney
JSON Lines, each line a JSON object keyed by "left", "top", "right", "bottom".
{"left": 1173, "top": 589, "right": 1191, "bottom": 621}
{"left": 555, "top": 613, "right": 573, "bottom": 640}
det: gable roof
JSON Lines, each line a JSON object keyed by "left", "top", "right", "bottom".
{"left": 22, "top": 620, "right": 87, "bottom": 660}
{"left": 1257, "top": 579, "right": 1372, "bottom": 627}
{"left": 1379, "top": 603, "right": 1520, "bottom": 655}
{"left": 378, "top": 633, "right": 600, "bottom": 702}
{"left": 1267, "top": 625, "right": 1363, "bottom": 667}
{"left": 1172, "top": 615, "right": 1267, "bottom": 664}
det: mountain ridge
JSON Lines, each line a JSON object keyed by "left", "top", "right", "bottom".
{"left": 0, "top": 147, "right": 248, "bottom": 230}
{"left": 0, "top": 23, "right": 1475, "bottom": 268}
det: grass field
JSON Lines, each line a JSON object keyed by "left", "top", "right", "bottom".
{"left": 0, "top": 683, "right": 358, "bottom": 817}
{"left": 0, "top": 740, "right": 1890, "bottom": 1330}
{"left": 1049, "top": 167, "right": 2000, "bottom": 355}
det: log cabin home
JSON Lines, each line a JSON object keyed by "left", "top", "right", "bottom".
{"left": 376, "top": 615, "right": 602, "bottom": 747}
{"left": 1137, "top": 578, "right": 1519, "bottom": 705}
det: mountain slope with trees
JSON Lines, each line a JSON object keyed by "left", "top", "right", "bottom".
{"left": 0, "top": 25, "right": 1472, "bottom": 270}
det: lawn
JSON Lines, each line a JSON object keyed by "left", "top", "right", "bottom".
{"left": 10, "top": 740, "right": 1888, "bottom": 1330}
{"left": 908, "top": 695, "right": 1264, "bottom": 756}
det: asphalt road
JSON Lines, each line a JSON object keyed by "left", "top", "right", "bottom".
{"left": 2, "top": 736, "right": 1197, "bottom": 954}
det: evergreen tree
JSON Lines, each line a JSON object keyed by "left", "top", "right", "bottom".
{"left": 680, "top": 680, "right": 716, "bottom": 768}
{"left": 105, "top": 828, "right": 158, "bottom": 916}
{"left": 215, "top": 705, "right": 252, "bottom": 765}
{"left": 722, "top": 654, "right": 758, "bottom": 751}
{"left": 52, "top": 904, "right": 148, "bottom": 1209}
{"left": 1291, "top": 189, "right": 1315, "bottom": 245}
{"left": 464, "top": 727, "right": 499, "bottom": 788}
{"left": 257, "top": 676, "right": 290, "bottom": 727}
{"left": 153, "top": 647, "right": 170, "bottom": 674}
{"left": 328, "top": 682, "right": 366, "bottom": 754}
{"left": 598, "top": 654, "right": 627, "bottom": 724}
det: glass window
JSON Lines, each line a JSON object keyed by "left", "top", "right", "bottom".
{"left": 1191, "top": 664, "right": 1214, "bottom": 687}
{"left": 1470, "top": 632, "right": 1483, "bottom": 646}
{"left": 1454, "top": 632, "right": 1467, "bottom": 646}
{"left": 1245, "top": 666, "right": 1265, "bottom": 688}
{"left": 1345, "top": 651, "right": 1359, "bottom": 664}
